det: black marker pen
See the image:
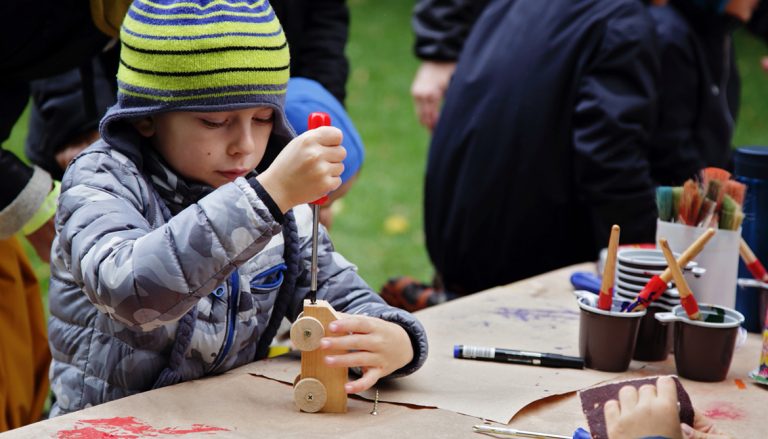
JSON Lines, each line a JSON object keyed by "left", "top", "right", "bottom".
{"left": 454, "top": 345, "right": 584, "bottom": 369}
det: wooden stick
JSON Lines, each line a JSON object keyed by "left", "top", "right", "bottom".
{"left": 627, "top": 228, "right": 716, "bottom": 312}
{"left": 658, "top": 228, "right": 716, "bottom": 283}
{"left": 659, "top": 238, "right": 700, "bottom": 320}
{"left": 598, "top": 225, "right": 620, "bottom": 311}
{"left": 740, "top": 238, "right": 768, "bottom": 282}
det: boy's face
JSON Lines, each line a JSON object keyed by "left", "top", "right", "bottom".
{"left": 724, "top": 0, "right": 760, "bottom": 22}
{"left": 136, "top": 107, "right": 274, "bottom": 188}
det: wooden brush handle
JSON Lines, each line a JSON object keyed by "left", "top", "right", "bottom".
{"left": 740, "top": 238, "right": 757, "bottom": 264}
{"left": 659, "top": 238, "right": 700, "bottom": 320}
{"left": 659, "top": 228, "right": 715, "bottom": 283}
{"left": 740, "top": 238, "right": 768, "bottom": 282}
{"left": 598, "top": 225, "right": 620, "bottom": 310}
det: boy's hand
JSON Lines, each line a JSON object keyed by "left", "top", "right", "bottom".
{"left": 604, "top": 376, "right": 683, "bottom": 439}
{"left": 319, "top": 315, "right": 414, "bottom": 394}
{"left": 257, "top": 126, "right": 346, "bottom": 212}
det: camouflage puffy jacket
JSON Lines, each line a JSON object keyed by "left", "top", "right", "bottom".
{"left": 48, "top": 142, "right": 428, "bottom": 416}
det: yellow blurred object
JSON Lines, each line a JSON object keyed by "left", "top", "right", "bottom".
{"left": 384, "top": 214, "right": 409, "bottom": 235}
{"left": 90, "top": 0, "right": 133, "bottom": 38}
{"left": 268, "top": 345, "right": 291, "bottom": 358}
{"left": 1, "top": 237, "right": 50, "bottom": 431}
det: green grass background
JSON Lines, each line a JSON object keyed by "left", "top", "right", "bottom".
{"left": 3, "top": 0, "right": 768, "bottom": 302}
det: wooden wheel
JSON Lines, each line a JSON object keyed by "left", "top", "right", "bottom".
{"left": 290, "top": 316, "right": 324, "bottom": 351}
{"left": 294, "top": 378, "right": 327, "bottom": 413}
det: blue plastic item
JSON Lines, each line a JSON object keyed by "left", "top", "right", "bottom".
{"left": 570, "top": 272, "right": 602, "bottom": 294}
{"left": 572, "top": 428, "right": 591, "bottom": 439}
{"left": 735, "top": 146, "right": 768, "bottom": 332}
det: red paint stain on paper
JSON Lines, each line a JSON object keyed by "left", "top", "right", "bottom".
{"left": 703, "top": 402, "right": 746, "bottom": 421}
{"left": 734, "top": 379, "right": 746, "bottom": 390}
{"left": 57, "top": 416, "right": 229, "bottom": 438}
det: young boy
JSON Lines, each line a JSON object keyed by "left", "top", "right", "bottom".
{"left": 47, "top": 0, "right": 427, "bottom": 416}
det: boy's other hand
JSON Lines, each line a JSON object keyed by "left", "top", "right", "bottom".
{"left": 319, "top": 315, "right": 414, "bottom": 394}
{"left": 604, "top": 376, "right": 683, "bottom": 439}
{"left": 257, "top": 126, "right": 345, "bottom": 212}
{"left": 680, "top": 409, "right": 733, "bottom": 439}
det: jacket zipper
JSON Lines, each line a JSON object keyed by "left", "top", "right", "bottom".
{"left": 210, "top": 270, "right": 240, "bottom": 372}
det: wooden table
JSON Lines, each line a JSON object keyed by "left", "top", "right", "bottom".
{"left": 4, "top": 264, "right": 765, "bottom": 438}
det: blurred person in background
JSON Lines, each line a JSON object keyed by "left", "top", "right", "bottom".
{"left": 385, "top": 0, "right": 661, "bottom": 310}
{"left": 648, "top": 0, "right": 762, "bottom": 186}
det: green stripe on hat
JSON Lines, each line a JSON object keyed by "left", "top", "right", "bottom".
{"left": 118, "top": 0, "right": 289, "bottom": 106}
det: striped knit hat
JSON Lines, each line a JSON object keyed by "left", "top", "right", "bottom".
{"left": 100, "top": 0, "right": 294, "bottom": 160}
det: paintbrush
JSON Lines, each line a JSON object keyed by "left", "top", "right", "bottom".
{"left": 701, "top": 167, "right": 731, "bottom": 208}
{"left": 696, "top": 178, "right": 721, "bottom": 227}
{"left": 740, "top": 238, "right": 768, "bottom": 283}
{"left": 671, "top": 186, "right": 682, "bottom": 221}
{"left": 718, "top": 195, "right": 744, "bottom": 231}
{"left": 659, "top": 238, "right": 701, "bottom": 320}
{"left": 598, "top": 225, "right": 620, "bottom": 311}
{"left": 656, "top": 186, "right": 674, "bottom": 222}
{"left": 625, "top": 228, "right": 715, "bottom": 312}
{"left": 678, "top": 179, "right": 702, "bottom": 226}
{"left": 723, "top": 180, "right": 747, "bottom": 206}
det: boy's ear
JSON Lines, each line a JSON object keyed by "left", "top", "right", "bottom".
{"left": 132, "top": 117, "right": 156, "bottom": 137}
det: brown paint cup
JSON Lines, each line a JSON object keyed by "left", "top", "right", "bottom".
{"left": 632, "top": 305, "right": 673, "bottom": 362}
{"left": 655, "top": 304, "right": 745, "bottom": 382}
{"left": 576, "top": 293, "right": 646, "bottom": 372}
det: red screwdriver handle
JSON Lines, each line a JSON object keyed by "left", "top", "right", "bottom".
{"left": 308, "top": 112, "right": 332, "bottom": 205}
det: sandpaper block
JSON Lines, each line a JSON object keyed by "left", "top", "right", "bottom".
{"left": 578, "top": 376, "right": 694, "bottom": 439}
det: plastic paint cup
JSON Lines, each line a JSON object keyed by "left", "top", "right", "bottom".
{"left": 632, "top": 305, "right": 673, "bottom": 362}
{"left": 577, "top": 295, "right": 646, "bottom": 372}
{"left": 655, "top": 304, "right": 745, "bottom": 382}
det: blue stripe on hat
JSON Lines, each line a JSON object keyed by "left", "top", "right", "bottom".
{"left": 126, "top": 7, "right": 276, "bottom": 26}
{"left": 122, "top": 26, "right": 282, "bottom": 41}
{"left": 132, "top": 0, "right": 271, "bottom": 17}
{"left": 118, "top": 80, "right": 286, "bottom": 98}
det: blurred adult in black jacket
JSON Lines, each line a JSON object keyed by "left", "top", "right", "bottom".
{"left": 648, "top": 0, "right": 761, "bottom": 186}
{"left": 416, "top": 0, "right": 660, "bottom": 296}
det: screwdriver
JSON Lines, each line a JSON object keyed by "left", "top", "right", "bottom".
{"left": 307, "top": 112, "right": 331, "bottom": 304}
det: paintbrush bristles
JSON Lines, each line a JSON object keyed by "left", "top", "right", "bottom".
{"left": 718, "top": 195, "right": 743, "bottom": 231}
{"left": 671, "top": 187, "right": 682, "bottom": 220}
{"left": 701, "top": 167, "right": 732, "bottom": 190}
{"left": 678, "top": 180, "right": 702, "bottom": 226}
{"left": 659, "top": 168, "right": 743, "bottom": 230}
{"left": 724, "top": 180, "right": 747, "bottom": 206}
{"left": 656, "top": 186, "right": 674, "bottom": 222}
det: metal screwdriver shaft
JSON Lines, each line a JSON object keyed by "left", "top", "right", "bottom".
{"left": 310, "top": 202, "right": 321, "bottom": 303}
{"left": 307, "top": 112, "right": 331, "bottom": 304}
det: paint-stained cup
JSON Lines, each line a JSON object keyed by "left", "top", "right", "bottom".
{"left": 655, "top": 304, "right": 745, "bottom": 382}
{"left": 577, "top": 294, "right": 646, "bottom": 372}
{"left": 632, "top": 305, "right": 673, "bottom": 362}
